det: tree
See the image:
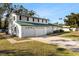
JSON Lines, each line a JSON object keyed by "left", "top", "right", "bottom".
{"left": 64, "top": 13, "right": 79, "bottom": 28}
{"left": 28, "top": 10, "right": 36, "bottom": 16}
{"left": 13, "top": 5, "right": 36, "bottom": 17}
{"left": 0, "top": 3, "right": 13, "bottom": 29}
{"left": 0, "top": 3, "right": 37, "bottom": 29}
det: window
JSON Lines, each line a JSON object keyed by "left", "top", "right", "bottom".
{"left": 19, "top": 15, "right": 21, "bottom": 20}
{"left": 42, "top": 19, "right": 43, "bottom": 23}
{"left": 38, "top": 19, "right": 39, "bottom": 22}
{"left": 33, "top": 18, "right": 34, "bottom": 22}
{"left": 46, "top": 20, "right": 47, "bottom": 23}
{"left": 14, "top": 16, "right": 15, "bottom": 20}
{"left": 27, "top": 17, "right": 29, "bottom": 21}
{"left": 14, "top": 27, "right": 16, "bottom": 32}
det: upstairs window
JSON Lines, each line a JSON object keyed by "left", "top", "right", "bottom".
{"left": 27, "top": 17, "right": 29, "bottom": 21}
{"left": 38, "top": 19, "right": 39, "bottom": 22}
{"left": 46, "top": 20, "right": 47, "bottom": 23}
{"left": 33, "top": 18, "right": 34, "bottom": 22}
{"left": 42, "top": 19, "right": 43, "bottom": 23}
{"left": 14, "top": 27, "right": 16, "bottom": 32}
{"left": 19, "top": 16, "right": 21, "bottom": 20}
{"left": 14, "top": 16, "right": 15, "bottom": 20}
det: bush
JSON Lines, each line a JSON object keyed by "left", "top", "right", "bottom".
{"left": 53, "top": 29, "right": 64, "bottom": 33}
{"left": 57, "top": 48, "right": 66, "bottom": 51}
{"left": 60, "top": 29, "right": 64, "bottom": 32}
{"left": 53, "top": 30, "right": 59, "bottom": 33}
{"left": 10, "top": 35, "right": 16, "bottom": 38}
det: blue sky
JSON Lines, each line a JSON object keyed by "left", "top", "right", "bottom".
{"left": 15, "top": 3, "right": 79, "bottom": 24}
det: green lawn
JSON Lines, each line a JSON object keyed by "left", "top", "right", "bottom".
{"left": 62, "top": 34, "right": 79, "bottom": 38}
{"left": 0, "top": 39, "right": 78, "bottom": 56}
{"left": 0, "top": 33, "right": 79, "bottom": 56}
{"left": 13, "top": 37, "right": 31, "bottom": 41}
{"left": 60, "top": 31, "right": 79, "bottom": 40}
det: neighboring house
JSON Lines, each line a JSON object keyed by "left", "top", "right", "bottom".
{"left": 8, "top": 13, "right": 59, "bottom": 38}
{"left": 62, "top": 26, "right": 70, "bottom": 32}
{"left": 62, "top": 26, "right": 76, "bottom": 31}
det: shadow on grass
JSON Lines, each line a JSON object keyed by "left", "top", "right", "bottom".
{"left": 0, "top": 49, "right": 59, "bottom": 56}
{"left": 0, "top": 50, "right": 34, "bottom": 56}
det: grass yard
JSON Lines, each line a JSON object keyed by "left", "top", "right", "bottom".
{"left": 0, "top": 39, "right": 78, "bottom": 56}
{"left": 59, "top": 31, "right": 79, "bottom": 39}
{"left": 0, "top": 33, "right": 79, "bottom": 56}
{"left": 12, "top": 37, "right": 30, "bottom": 41}
{"left": 61, "top": 34, "right": 79, "bottom": 39}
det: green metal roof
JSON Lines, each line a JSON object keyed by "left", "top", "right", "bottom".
{"left": 16, "top": 20, "right": 50, "bottom": 26}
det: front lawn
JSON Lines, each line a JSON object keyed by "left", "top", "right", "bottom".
{"left": 0, "top": 39, "right": 78, "bottom": 56}
{"left": 0, "top": 33, "right": 79, "bottom": 56}
{"left": 61, "top": 34, "right": 79, "bottom": 38}
{"left": 60, "top": 31, "right": 79, "bottom": 40}
{"left": 12, "top": 37, "right": 30, "bottom": 41}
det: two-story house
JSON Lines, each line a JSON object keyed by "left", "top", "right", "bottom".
{"left": 8, "top": 13, "right": 56, "bottom": 38}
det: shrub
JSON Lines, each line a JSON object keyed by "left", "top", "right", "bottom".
{"left": 60, "top": 29, "right": 64, "bottom": 32}
{"left": 57, "top": 48, "right": 66, "bottom": 51}
{"left": 53, "top": 30, "right": 59, "bottom": 33}
{"left": 53, "top": 29, "right": 64, "bottom": 33}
